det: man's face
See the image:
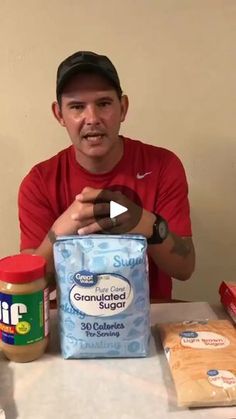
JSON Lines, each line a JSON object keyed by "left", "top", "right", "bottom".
{"left": 53, "top": 73, "right": 128, "bottom": 160}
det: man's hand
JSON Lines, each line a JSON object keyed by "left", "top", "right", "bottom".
{"left": 51, "top": 187, "right": 109, "bottom": 236}
{"left": 74, "top": 187, "right": 195, "bottom": 282}
{"left": 74, "top": 187, "right": 155, "bottom": 238}
{"left": 27, "top": 186, "right": 194, "bottom": 285}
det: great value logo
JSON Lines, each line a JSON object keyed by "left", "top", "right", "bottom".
{"left": 73, "top": 270, "right": 98, "bottom": 287}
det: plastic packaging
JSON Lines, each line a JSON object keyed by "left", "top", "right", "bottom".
{"left": 158, "top": 319, "right": 236, "bottom": 407}
{"left": 54, "top": 235, "right": 150, "bottom": 358}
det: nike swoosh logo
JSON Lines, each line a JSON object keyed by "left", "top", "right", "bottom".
{"left": 136, "top": 171, "right": 152, "bottom": 179}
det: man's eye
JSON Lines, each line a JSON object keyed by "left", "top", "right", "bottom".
{"left": 99, "top": 101, "right": 111, "bottom": 107}
{"left": 70, "top": 104, "right": 84, "bottom": 110}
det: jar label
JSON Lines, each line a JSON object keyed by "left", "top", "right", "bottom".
{"left": 0, "top": 288, "right": 49, "bottom": 345}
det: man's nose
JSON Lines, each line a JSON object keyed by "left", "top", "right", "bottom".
{"left": 84, "top": 105, "right": 100, "bottom": 125}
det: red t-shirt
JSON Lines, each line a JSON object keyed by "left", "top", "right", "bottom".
{"left": 18, "top": 137, "right": 192, "bottom": 299}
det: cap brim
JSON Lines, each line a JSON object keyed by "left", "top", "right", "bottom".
{"left": 57, "top": 63, "right": 120, "bottom": 96}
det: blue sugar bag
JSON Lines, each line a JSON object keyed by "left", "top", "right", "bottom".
{"left": 53, "top": 235, "right": 150, "bottom": 359}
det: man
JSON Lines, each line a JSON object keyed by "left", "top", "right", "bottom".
{"left": 18, "top": 51, "right": 195, "bottom": 300}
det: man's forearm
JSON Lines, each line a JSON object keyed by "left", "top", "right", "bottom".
{"left": 35, "top": 233, "right": 57, "bottom": 291}
{"left": 148, "top": 232, "right": 195, "bottom": 280}
{"left": 33, "top": 232, "right": 56, "bottom": 272}
{"left": 21, "top": 232, "right": 56, "bottom": 290}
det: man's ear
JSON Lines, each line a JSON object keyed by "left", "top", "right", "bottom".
{"left": 120, "top": 95, "right": 129, "bottom": 123}
{"left": 52, "top": 101, "right": 66, "bottom": 127}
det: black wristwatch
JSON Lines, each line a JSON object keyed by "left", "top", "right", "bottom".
{"left": 147, "top": 214, "right": 169, "bottom": 245}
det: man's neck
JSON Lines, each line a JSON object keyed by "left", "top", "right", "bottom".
{"left": 74, "top": 137, "right": 124, "bottom": 174}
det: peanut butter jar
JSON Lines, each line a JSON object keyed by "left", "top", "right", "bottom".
{"left": 0, "top": 254, "right": 49, "bottom": 362}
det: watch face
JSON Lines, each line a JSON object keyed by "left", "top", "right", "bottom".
{"left": 147, "top": 214, "right": 169, "bottom": 245}
{"left": 158, "top": 221, "right": 168, "bottom": 239}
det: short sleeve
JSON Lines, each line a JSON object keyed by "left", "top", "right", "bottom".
{"left": 155, "top": 152, "right": 192, "bottom": 237}
{"left": 18, "top": 167, "right": 56, "bottom": 251}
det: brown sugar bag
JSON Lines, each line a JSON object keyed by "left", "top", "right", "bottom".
{"left": 157, "top": 319, "right": 236, "bottom": 407}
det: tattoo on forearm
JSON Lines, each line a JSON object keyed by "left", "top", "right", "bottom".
{"left": 170, "top": 234, "right": 192, "bottom": 258}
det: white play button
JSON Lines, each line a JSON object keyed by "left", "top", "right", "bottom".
{"left": 94, "top": 186, "right": 143, "bottom": 233}
{"left": 110, "top": 201, "right": 128, "bottom": 218}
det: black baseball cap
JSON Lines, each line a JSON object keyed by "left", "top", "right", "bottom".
{"left": 56, "top": 51, "right": 122, "bottom": 100}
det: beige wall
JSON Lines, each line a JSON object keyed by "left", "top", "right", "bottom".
{"left": 0, "top": 0, "right": 236, "bottom": 302}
